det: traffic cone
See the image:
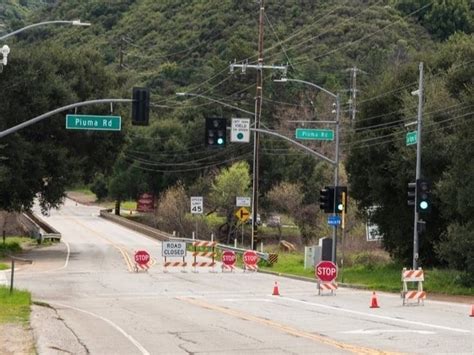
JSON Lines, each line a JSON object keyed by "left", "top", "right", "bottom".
{"left": 469, "top": 305, "right": 474, "bottom": 317}
{"left": 272, "top": 281, "right": 280, "bottom": 296}
{"left": 370, "top": 292, "right": 380, "bottom": 308}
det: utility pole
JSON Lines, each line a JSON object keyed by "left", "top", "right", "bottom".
{"left": 229, "top": 0, "right": 287, "bottom": 250}
{"left": 346, "top": 66, "right": 366, "bottom": 125}
{"left": 119, "top": 36, "right": 124, "bottom": 70}
{"left": 413, "top": 62, "right": 424, "bottom": 270}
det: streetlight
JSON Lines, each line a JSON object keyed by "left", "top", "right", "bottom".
{"left": 0, "top": 20, "right": 91, "bottom": 41}
{"left": 274, "top": 77, "right": 341, "bottom": 263}
{"left": 0, "top": 20, "right": 91, "bottom": 69}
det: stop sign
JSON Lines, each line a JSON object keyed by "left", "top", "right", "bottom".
{"left": 315, "top": 261, "right": 337, "bottom": 282}
{"left": 134, "top": 250, "right": 150, "bottom": 265}
{"left": 222, "top": 250, "right": 236, "bottom": 266}
{"left": 243, "top": 250, "right": 259, "bottom": 266}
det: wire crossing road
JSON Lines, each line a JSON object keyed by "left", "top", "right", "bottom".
{"left": 13, "top": 199, "right": 473, "bottom": 354}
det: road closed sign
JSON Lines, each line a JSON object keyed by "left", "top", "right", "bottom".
{"left": 162, "top": 241, "right": 187, "bottom": 257}
{"left": 315, "top": 261, "right": 337, "bottom": 282}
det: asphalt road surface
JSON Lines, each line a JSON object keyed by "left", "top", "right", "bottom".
{"left": 11, "top": 199, "right": 474, "bottom": 354}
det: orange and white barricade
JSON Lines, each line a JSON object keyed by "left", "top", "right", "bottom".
{"left": 401, "top": 267, "right": 426, "bottom": 305}
{"left": 192, "top": 240, "right": 217, "bottom": 272}
{"left": 163, "top": 257, "right": 187, "bottom": 273}
{"left": 317, "top": 281, "right": 337, "bottom": 295}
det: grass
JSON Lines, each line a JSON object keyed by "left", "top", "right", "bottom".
{"left": 0, "top": 263, "right": 8, "bottom": 270}
{"left": 68, "top": 185, "right": 96, "bottom": 195}
{"left": 260, "top": 251, "right": 474, "bottom": 296}
{"left": 0, "top": 286, "right": 31, "bottom": 324}
{"left": 0, "top": 236, "right": 34, "bottom": 258}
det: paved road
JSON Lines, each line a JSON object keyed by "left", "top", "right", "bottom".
{"left": 11, "top": 199, "right": 474, "bottom": 354}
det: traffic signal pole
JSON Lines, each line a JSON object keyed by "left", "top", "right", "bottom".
{"left": 332, "top": 95, "right": 341, "bottom": 264}
{"left": 413, "top": 62, "right": 424, "bottom": 270}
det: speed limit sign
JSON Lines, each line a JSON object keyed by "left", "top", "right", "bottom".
{"left": 190, "top": 196, "right": 203, "bottom": 214}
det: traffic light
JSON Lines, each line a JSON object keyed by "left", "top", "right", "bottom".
{"left": 205, "top": 117, "right": 227, "bottom": 147}
{"left": 132, "top": 87, "right": 150, "bottom": 125}
{"left": 319, "top": 187, "right": 334, "bottom": 213}
{"left": 416, "top": 178, "right": 431, "bottom": 213}
{"left": 407, "top": 182, "right": 416, "bottom": 206}
{"left": 336, "top": 186, "right": 348, "bottom": 213}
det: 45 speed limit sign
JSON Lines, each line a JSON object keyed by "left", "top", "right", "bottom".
{"left": 190, "top": 196, "right": 203, "bottom": 214}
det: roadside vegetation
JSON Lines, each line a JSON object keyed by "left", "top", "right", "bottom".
{"left": 260, "top": 251, "right": 474, "bottom": 296}
{"left": 0, "top": 286, "right": 31, "bottom": 324}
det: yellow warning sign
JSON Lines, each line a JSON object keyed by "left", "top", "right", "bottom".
{"left": 235, "top": 207, "right": 250, "bottom": 222}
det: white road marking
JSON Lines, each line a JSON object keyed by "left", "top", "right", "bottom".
{"left": 48, "top": 301, "right": 150, "bottom": 355}
{"left": 278, "top": 296, "right": 471, "bottom": 334}
{"left": 342, "top": 329, "right": 435, "bottom": 335}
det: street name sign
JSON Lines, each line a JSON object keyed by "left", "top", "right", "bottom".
{"left": 190, "top": 196, "right": 203, "bottom": 214}
{"left": 235, "top": 207, "right": 250, "bottom": 222}
{"left": 406, "top": 131, "right": 417, "bottom": 146}
{"left": 162, "top": 241, "right": 187, "bottom": 257}
{"left": 231, "top": 118, "right": 251, "bottom": 143}
{"left": 295, "top": 128, "right": 334, "bottom": 141}
{"left": 66, "top": 114, "right": 121, "bottom": 131}
{"left": 236, "top": 196, "right": 251, "bottom": 207}
{"left": 315, "top": 261, "right": 337, "bottom": 282}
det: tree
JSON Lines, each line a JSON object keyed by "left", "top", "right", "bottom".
{"left": 155, "top": 182, "right": 195, "bottom": 237}
{"left": 0, "top": 43, "right": 117, "bottom": 213}
{"left": 209, "top": 161, "right": 251, "bottom": 243}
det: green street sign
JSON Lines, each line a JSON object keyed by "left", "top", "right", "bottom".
{"left": 66, "top": 114, "right": 122, "bottom": 131}
{"left": 295, "top": 128, "right": 334, "bottom": 141}
{"left": 406, "top": 131, "right": 417, "bottom": 146}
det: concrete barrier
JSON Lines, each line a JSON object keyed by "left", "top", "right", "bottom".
{"left": 99, "top": 209, "right": 172, "bottom": 241}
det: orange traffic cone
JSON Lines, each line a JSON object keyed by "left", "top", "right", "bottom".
{"left": 370, "top": 292, "right": 380, "bottom": 308}
{"left": 469, "top": 305, "right": 474, "bottom": 317}
{"left": 272, "top": 281, "right": 280, "bottom": 296}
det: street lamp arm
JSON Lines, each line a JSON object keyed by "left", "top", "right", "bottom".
{"left": 0, "top": 99, "right": 132, "bottom": 139}
{"left": 0, "top": 20, "right": 91, "bottom": 41}
{"left": 252, "top": 128, "right": 336, "bottom": 165}
{"left": 176, "top": 92, "right": 254, "bottom": 116}
{"left": 275, "top": 78, "right": 337, "bottom": 98}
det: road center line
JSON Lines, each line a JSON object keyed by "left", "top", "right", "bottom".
{"left": 278, "top": 296, "right": 471, "bottom": 334}
{"left": 48, "top": 301, "right": 150, "bottom": 355}
{"left": 177, "top": 296, "right": 392, "bottom": 355}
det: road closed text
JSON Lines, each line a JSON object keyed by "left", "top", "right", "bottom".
{"left": 162, "top": 241, "right": 187, "bottom": 257}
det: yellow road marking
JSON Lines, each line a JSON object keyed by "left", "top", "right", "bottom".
{"left": 64, "top": 216, "right": 134, "bottom": 272}
{"left": 177, "top": 297, "right": 398, "bottom": 355}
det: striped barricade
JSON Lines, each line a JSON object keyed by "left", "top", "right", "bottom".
{"left": 243, "top": 264, "right": 259, "bottom": 272}
{"left": 318, "top": 281, "right": 337, "bottom": 295}
{"left": 163, "top": 259, "right": 187, "bottom": 273}
{"left": 401, "top": 268, "right": 426, "bottom": 305}
{"left": 192, "top": 240, "right": 217, "bottom": 273}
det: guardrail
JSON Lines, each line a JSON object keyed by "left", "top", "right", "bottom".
{"left": 99, "top": 209, "right": 269, "bottom": 261}
{"left": 20, "top": 211, "right": 61, "bottom": 242}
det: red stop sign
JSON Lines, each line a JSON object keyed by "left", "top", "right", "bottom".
{"left": 243, "top": 250, "right": 259, "bottom": 266}
{"left": 315, "top": 261, "right": 337, "bottom": 282}
{"left": 222, "top": 250, "right": 236, "bottom": 266}
{"left": 134, "top": 250, "right": 150, "bottom": 265}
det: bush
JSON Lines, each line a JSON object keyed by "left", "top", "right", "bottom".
{"left": 436, "top": 222, "right": 474, "bottom": 287}
{"left": 0, "top": 241, "right": 21, "bottom": 257}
